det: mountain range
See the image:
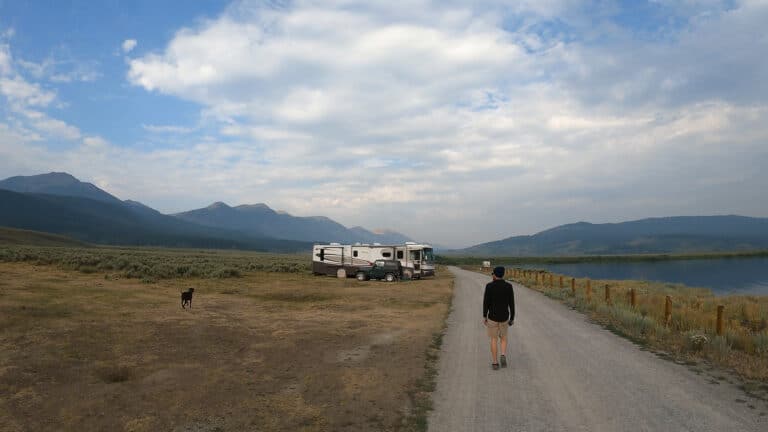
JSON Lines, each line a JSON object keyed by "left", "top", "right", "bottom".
{"left": 2, "top": 173, "right": 767, "bottom": 255}
{"left": 454, "top": 216, "right": 768, "bottom": 256}
{"left": 174, "top": 202, "right": 411, "bottom": 244}
{"left": 0, "top": 172, "right": 413, "bottom": 251}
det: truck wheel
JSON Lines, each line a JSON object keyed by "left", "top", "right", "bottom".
{"left": 385, "top": 273, "right": 395, "bottom": 282}
{"left": 356, "top": 272, "right": 366, "bottom": 281}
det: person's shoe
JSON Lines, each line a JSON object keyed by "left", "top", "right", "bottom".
{"left": 491, "top": 363, "right": 499, "bottom": 370}
{"left": 500, "top": 355, "right": 507, "bottom": 368}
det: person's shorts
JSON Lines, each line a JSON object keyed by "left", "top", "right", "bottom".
{"left": 486, "top": 319, "right": 508, "bottom": 338}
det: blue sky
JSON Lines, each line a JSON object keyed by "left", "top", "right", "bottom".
{"left": 1, "top": 0, "right": 767, "bottom": 248}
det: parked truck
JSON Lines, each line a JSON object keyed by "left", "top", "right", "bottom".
{"left": 311, "top": 242, "right": 435, "bottom": 279}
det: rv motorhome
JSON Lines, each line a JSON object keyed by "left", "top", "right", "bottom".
{"left": 312, "top": 242, "right": 435, "bottom": 279}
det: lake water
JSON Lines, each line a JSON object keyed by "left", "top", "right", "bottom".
{"left": 509, "top": 256, "right": 768, "bottom": 296}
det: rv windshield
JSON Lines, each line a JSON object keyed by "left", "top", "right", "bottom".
{"left": 423, "top": 248, "right": 435, "bottom": 263}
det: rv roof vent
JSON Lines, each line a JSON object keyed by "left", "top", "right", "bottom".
{"left": 330, "top": 242, "right": 341, "bottom": 246}
{"left": 373, "top": 242, "right": 381, "bottom": 246}
{"left": 362, "top": 243, "right": 370, "bottom": 246}
{"left": 405, "top": 242, "right": 417, "bottom": 245}
{"left": 354, "top": 242, "right": 361, "bottom": 246}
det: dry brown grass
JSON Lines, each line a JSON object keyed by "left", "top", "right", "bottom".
{"left": 0, "top": 262, "right": 453, "bottom": 432}
{"left": 500, "top": 267, "right": 768, "bottom": 387}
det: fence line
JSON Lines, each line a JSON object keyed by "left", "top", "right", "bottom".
{"left": 508, "top": 267, "right": 734, "bottom": 340}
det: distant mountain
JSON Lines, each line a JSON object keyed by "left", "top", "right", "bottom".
{"left": 0, "top": 172, "right": 413, "bottom": 250}
{"left": 0, "top": 172, "right": 123, "bottom": 205}
{"left": 457, "top": 216, "right": 768, "bottom": 256}
{"left": 0, "top": 189, "right": 309, "bottom": 252}
{"left": 174, "top": 202, "right": 413, "bottom": 244}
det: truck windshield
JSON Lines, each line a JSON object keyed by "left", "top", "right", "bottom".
{"left": 423, "top": 248, "right": 435, "bottom": 263}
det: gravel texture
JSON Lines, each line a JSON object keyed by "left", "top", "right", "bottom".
{"left": 428, "top": 266, "right": 768, "bottom": 432}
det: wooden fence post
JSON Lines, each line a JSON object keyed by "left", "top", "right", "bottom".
{"left": 559, "top": 276, "right": 563, "bottom": 289}
{"left": 664, "top": 296, "right": 672, "bottom": 325}
{"left": 535, "top": 272, "right": 539, "bottom": 284}
{"left": 571, "top": 278, "right": 576, "bottom": 296}
{"left": 549, "top": 274, "right": 554, "bottom": 288}
{"left": 630, "top": 289, "right": 636, "bottom": 308}
{"left": 605, "top": 284, "right": 611, "bottom": 304}
{"left": 586, "top": 279, "right": 592, "bottom": 302}
{"left": 716, "top": 305, "right": 724, "bottom": 336}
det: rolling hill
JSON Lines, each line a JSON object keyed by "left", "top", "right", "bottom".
{"left": 456, "top": 216, "right": 768, "bottom": 256}
{"left": 0, "top": 227, "right": 87, "bottom": 247}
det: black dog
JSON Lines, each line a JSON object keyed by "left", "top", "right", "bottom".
{"left": 181, "top": 288, "right": 195, "bottom": 309}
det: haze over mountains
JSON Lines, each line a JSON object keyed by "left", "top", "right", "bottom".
{"left": 0, "top": 172, "right": 413, "bottom": 250}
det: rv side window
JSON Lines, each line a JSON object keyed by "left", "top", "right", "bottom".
{"left": 382, "top": 252, "right": 392, "bottom": 258}
{"left": 396, "top": 251, "right": 404, "bottom": 259}
{"left": 353, "top": 251, "right": 358, "bottom": 257}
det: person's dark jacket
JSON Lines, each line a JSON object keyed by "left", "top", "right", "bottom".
{"left": 483, "top": 279, "right": 515, "bottom": 322}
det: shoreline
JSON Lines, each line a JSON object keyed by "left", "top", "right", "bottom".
{"left": 438, "top": 250, "right": 768, "bottom": 265}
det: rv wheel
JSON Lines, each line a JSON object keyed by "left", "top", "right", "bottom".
{"left": 385, "top": 273, "right": 395, "bottom": 282}
{"left": 356, "top": 272, "right": 367, "bottom": 281}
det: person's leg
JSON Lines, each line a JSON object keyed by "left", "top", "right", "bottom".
{"left": 500, "top": 335, "right": 507, "bottom": 357}
{"left": 489, "top": 336, "right": 498, "bottom": 363}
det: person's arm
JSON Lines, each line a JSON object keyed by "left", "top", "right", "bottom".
{"left": 508, "top": 283, "right": 515, "bottom": 324}
{"left": 483, "top": 284, "right": 490, "bottom": 323}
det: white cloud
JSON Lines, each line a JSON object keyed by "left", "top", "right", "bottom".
{"left": 122, "top": 39, "right": 137, "bottom": 54}
{"left": 15, "top": 54, "right": 100, "bottom": 83}
{"left": 0, "top": 76, "right": 56, "bottom": 107}
{"left": 0, "top": 37, "right": 85, "bottom": 144}
{"left": 0, "top": 43, "right": 12, "bottom": 76}
{"left": 31, "top": 116, "right": 82, "bottom": 141}
{"left": 119, "top": 0, "right": 768, "bottom": 246}
{"left": 1, "top": 1, "right": 766, "bottom": 247}
{"left": 142, "top": 124, "right": 195, "bottom": 134}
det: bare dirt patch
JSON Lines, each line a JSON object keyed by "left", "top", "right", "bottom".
{"left": 0, "top": 262, "right": 452, "bottom": 431}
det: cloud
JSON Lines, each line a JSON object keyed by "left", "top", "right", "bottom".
{"left": 120, "top": 0, "right": 768, "bottom": 246}
{"left": 2, "top": 1, "right": 767, "bottom": 247}
{"left": 0, "top": 76, "right": 56, "bottom": 107}
{"left": 142, "top": 123, "right": 195, "bottom": 134}
{"left": 0, "top": 35, "right": 85, "bottom": 144}
{"left": 122, "top": 39, "right": 137, "bottom": 54}
{"left": 30, "top": 116, "right": 82, "bottom": 141}
{"left": 0, "top": 43, "right": 12, "bottom": 76}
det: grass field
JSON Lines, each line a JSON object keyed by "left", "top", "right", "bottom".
{"left": 0, "top": 251, "right": 453, "bottom": 432}
{"left": 0, "top": 245, "right": 309, "bottom": 281}
{"left": 495, "top": 267, "right": 768, "bottom": 399}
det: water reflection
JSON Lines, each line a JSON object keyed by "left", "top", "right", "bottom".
{"left": 511, "top": 257, "right": 768, "bottom": 296}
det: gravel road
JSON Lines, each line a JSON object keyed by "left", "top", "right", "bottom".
{"left": 427, "top": 266, "right": 767, "bottom": 432}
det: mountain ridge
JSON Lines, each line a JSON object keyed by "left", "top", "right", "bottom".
{"left": 455, "top": 215, "right": 768, "bottom": 256}
{"left": 0, "top": 172, "right": 414, "bottom": 249}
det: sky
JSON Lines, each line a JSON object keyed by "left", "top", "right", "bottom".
{"left": 0, "top": 0, "right": 767, "bottom": 248}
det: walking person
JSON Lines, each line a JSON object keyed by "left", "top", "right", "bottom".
{"left": 483, "top": 266, "right": 515, "bottom": 370}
